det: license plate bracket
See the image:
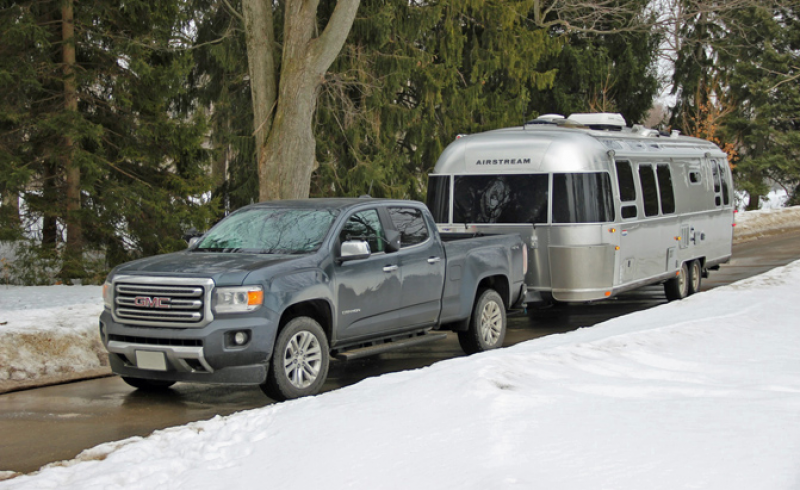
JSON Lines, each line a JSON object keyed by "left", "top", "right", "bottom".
{"left": 135, "top": 350, "right": 168, "bottom": 371}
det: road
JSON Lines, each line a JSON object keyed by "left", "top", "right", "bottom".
{"left": 2, "top": 229, "right": 799, "bottom": 475}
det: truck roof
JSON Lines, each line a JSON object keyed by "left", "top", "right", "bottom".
{"left": 242, "top": 198, "right": 425, "bottom": 212}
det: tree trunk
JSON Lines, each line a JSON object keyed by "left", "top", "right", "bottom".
{"left": 242, "top": 0, "right": 277, "bottom": 162}
{"left": 42, "top": 161, "right": 59, "bottom": 248}
{"left": 62, "top": 0, "right": 82, "bottom": 278}
{"left": 247, "top": 0, "right": 360, "bottom": 202}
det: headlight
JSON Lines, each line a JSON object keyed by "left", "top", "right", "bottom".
{"left": 213, "top": 286, "right": 264, "bottom": 314}
{"left": 102, "top": 281, "right": 113, "bottom": 309}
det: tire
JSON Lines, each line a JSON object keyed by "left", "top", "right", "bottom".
{"left": 261, "top": 317, "right": 329, "bottom": 401}
{"left": 458, "top": 289, "right": 507, "bottom": 355}
{"left": 664, "top": 261, "right": 690, "bottom": 301}
{"left": 688, "top": 259, "right": 702, "bottom": 295}
{"left": 121, "top": 377, "right": 176, "bottom": 390}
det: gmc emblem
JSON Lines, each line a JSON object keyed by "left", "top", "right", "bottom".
{"left": 134, "top": 296, "right": 171, "bottom": 309}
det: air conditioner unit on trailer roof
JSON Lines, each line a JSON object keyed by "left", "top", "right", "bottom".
{"left": 568, "top": 112, "right": 627, "bottom": 129}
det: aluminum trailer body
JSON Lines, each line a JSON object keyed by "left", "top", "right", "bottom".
{"left": 426, "top": 113, "right": 734, "bottom": 303}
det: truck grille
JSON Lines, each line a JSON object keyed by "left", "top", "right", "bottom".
{"left": 112, "top": 277, "right": 214, "bottom": 327}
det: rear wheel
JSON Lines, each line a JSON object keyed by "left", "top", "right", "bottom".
{"left": 458, "top": 289, "right": 506, "bottom": 355}
{"left": 688, "top": 259, "right": 702, "bottom": 295}
{"left": 664, "top": 261, "right": 690, "bottom": 301}
{"left": 261, "top": 316, "right": 329, "bottom": 401}
{"left": 121, "top": 377, "right": 175, "bottom": 390}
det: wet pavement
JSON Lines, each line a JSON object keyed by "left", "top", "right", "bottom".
{"left": 1, "top": 229, "right": 799, "bottom": 474}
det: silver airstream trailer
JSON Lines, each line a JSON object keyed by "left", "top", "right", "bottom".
{"left": 426, "top": 113, "right": 734, "bottom": 304}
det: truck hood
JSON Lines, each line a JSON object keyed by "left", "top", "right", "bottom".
{"left": 111, "top": 251, "right": 301, "bottom": 286}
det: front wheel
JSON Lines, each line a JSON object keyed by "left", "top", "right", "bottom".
{"left": 261, "top": 317, "right": 330, "bottom": 401}
{"left": 458, "top": 289, "right": 507, "bottom": 355}
{"left": 664, "top": 261, "right": 690, "bottom": 301}
{"left": 121, "top": 377, "right": 176, "bottom": 390}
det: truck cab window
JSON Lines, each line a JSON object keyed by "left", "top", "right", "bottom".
{"left": 552, "top": 172, "right": 615, "bottom": 223}
{"left": 453, "top": 174, "right": 548, "bottom": 224}
{"left": 388, "top": 207, "right": 429, "bottom": 247}
{"left": 340, "top": 210, "right": 385, "bottom": 253}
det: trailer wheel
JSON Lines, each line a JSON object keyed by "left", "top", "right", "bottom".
{"left": 261, "top": 316, "right": 329, "bottom": 401}
{"left": 664, "top": 262, "right": 690, "bottom": 301}
{"left": 121, "top": 377, "right": 175, "bottom": 390}
{"left": 459, "top": 289, "right": 506, "bottom": 355}
{"left": 688, "top": 260, "right": 702, "bottom": 295}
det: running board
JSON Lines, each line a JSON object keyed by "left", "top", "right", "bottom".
{"left": 334, "top": 332, "right": 448, "bottom": 361}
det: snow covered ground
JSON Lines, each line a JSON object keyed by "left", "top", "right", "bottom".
{"left": 0, "top": 207, "right": 799, "bottom": 488}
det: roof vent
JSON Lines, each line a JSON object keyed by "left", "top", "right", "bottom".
{"left": 632, "top": 124, "right": 660, "bottom": 137}
{"left": 524, "top": 114, "right": 568, "bottom": 126}
{"left": 568, "top": 112, "right": 627, "bottom": 131}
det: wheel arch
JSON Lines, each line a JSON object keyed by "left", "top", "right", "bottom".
{"left": 476, "top": 274, "right": 510, "bottom": 310}
{"left": 279, "top": 300, "right": 333, "bottom": 341}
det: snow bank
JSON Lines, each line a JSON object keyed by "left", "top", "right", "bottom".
{"left": 734, "top": 205, "right": 800, "bottom": 242}
{"left": 2, "top": 260, "right": 800, "bottom": 489}
{"left": 0, "top": 286, "right": 108, "bottom": 392}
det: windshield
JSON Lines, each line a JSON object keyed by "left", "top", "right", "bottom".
{"left": 195, "top": 208, "right": 339, "bottom": 254}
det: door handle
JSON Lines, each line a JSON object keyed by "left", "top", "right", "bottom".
{"left": 427, "top": 257, "right": 442, "bottom": 264}
{"left": 383, "top": 265, "right": 399, "bottom": 273}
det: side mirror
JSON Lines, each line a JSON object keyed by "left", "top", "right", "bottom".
{"left": 183, "top": 228, "right": 204, "bottom": 246}
{"left": 338, "top": 240, "right": 371, "bottom": 263}
{"left": 384, "top": 229, "right": 401, "bottom": 253}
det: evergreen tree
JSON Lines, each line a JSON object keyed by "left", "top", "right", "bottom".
{"left": 313, "top": 0, "right": 562, "bottom": 200}
{"left": 669, "top": 1, "right": 800, "bottom": 208}
{"left": 191, "top": 0, "right": 258, "bottom": 213}
{"left": 528, "top": 0, "right": 659, "bottom": 124}
{"left": 0, "top": 0, "right": 217, "bottom": 281}
{"left": 722, "top": 4, "right": 800, "bottom": 208}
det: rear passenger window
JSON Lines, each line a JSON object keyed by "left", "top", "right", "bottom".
{"left": 656, "top": 164, "right": 675, "bottom": 214}
{"left": 638, "top": 165, "right": 659, "bottom": 217}
{"left": 388, "top": 207, "right": 429, "bottom": 247}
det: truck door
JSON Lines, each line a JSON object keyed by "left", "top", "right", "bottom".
{"left": 334, "top": 208, "right": 402, "bottom": 341}
{"left": 386, "top": 206, "right": 446, "bottom": 328}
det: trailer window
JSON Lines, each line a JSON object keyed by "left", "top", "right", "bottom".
{"left": 426, "top": 175, "right": 451, "bottom": 223}
{"left": 712, "top": 162, "right": 721, "bottom": 193}
{"left": 656, "top": 164, "right": 676, "bottom": 214}
{"left": 453, "top": 174, "right": 548, "bottom": 224}
{"left": 615, "top": 161, "right": 637, "bottom": 202}
{"left": 552, "top": 173, "right": 615, "bottom": 224}
{"left": 388, "top": 207, "right": 429, "bottom": 247}
{"left": 719, "top": 162, "right": 731, "bottom": 205}
{"left": 639, "top": 165, "right": 659, "bottom": 217}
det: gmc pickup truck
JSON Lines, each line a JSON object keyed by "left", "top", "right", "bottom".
{"left": 100, "top": 198, "right": 527, "bottom": 400}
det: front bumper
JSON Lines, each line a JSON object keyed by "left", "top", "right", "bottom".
{"left": 99, "top": 309, "right": 279, "bottom": 385}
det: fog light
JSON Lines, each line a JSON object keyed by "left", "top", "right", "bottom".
{"left": 234, "top": 331, "right": 249, "bottom": 346}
